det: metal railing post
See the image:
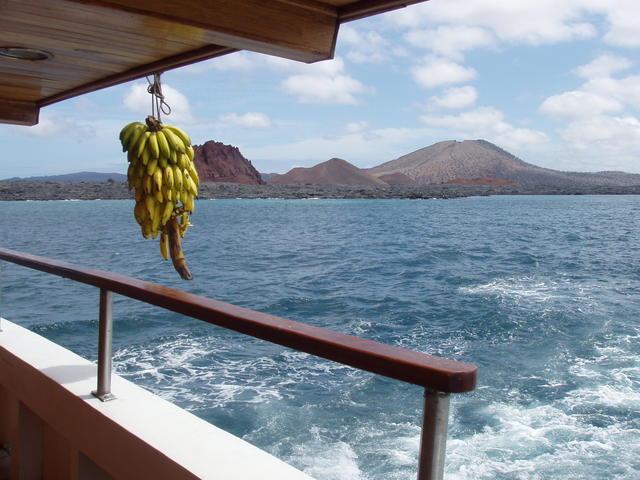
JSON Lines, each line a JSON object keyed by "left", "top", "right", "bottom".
{"left": 417, "top": 389, "right": 450, "bottom": 480}
{"left": 92, "top": 288, "right": 116, "bottom": 401}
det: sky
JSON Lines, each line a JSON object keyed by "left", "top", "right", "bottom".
{"left": 2, "top": 0, "right": 640, "bottom": 178}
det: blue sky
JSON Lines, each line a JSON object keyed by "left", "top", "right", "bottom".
{"left": 2, "top": 0, "right": 640, "bottom": 178}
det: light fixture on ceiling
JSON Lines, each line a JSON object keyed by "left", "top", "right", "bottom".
{"left": 0, "top": 47, "right": 53, "bottom": 61}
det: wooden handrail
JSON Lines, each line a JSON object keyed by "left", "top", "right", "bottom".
{"left": 0, "top": 248, "right": 476, "bottom": 393}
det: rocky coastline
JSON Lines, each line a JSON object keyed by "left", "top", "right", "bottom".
{"left": 1, "top": 180, "right": 640, "bottom": 201}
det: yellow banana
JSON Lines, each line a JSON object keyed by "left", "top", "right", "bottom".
{"left": 141, "top": 147, "right": 151, "bottom": 166}
{"left": 188, "top": 164, "right": 199, "bottom": 186}
{"left": 122, "top": 123, "right": 145, "bottom": 151}
{"left": 125, "top": 125, "right": 146, "bottom": 153}
{"left": 185, "top": 174, "right": 198, "bottom": 196}
{"left": 160, "top": 233, "right": 169, "bottom": 260}
{"left": 127, "top": 164, "right": 135, "bottom": 189}
{"left": 162, "top": 127, "right": 185, "bottom": 153}
{"left": 136, "top": 161, "right": 146, "bottom": 178}
{"left": 154, "top": 188, "right": 163, "bottom": 204}
{"left": 159, "top": 157, "right": 168, "bottom": 169}
{"left": 156, "top": 129, "right": 171, "bottom": 159}
{"left": 164, "top": 166, "right": 174, "bottom": 189}
{"left": 153, "top": 168, "right": 163, "bottom": 191}
{"left": 144, "top": 175, "right": 152, "bottom": 194}
{"left": 119, "top": 121, "right": 140, "bottom": 143}
{"left": 152, "top": 202, "right": 162, "bottom": 233}
{"left": 145, "top": 195, "right": 156, "bottom": 218}
{"left": 166, "top": 125, "right": 191, "bottom": 147}
{"left": 177, "top": 153, "right": 187, "bottom": 169}
{"left": 173, "top": 165, "right": 183, "bottom": 191}
{"left": 170, "top": 150, "right": 178, "bottom": 165}
{"left": 134, "top": 201, "right": 146, "bottom": 225}
{"left": 161, "top": 201, "right": 174, "bottom": 225}
{"left": 184, "top": 194, "right": 195, "bottom": 212}
{"left": 147, "top": 158, "right": 158, "bottom": 176}
{"left": 186, "top": 145, "right": 195, "bottom": 162}
{"left": 148, "top": 132, "right": 160, "bottom": 159}
{"left": 135, "top": 131, "right": 152, "bottom": 159}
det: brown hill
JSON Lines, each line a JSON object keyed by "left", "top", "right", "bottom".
{"left": 193, "top": 141, "right": 263, "bottom": 185}
{"left": 377, "top": 172, "right": 415, "bottom": 184}
{"left": 447, "top": 177, "right": 518, "bottom": 186}
{"left": 369, "top": 139, "right": 640, "bottom": 187}
{"left": 268, "top": 158, "right": 386, "bottom": 185}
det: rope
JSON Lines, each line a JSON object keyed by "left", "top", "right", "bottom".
{"left": 146, "top": 73, "right": 171, "bottom": 122}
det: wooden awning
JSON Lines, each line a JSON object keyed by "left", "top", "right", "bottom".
{"left": 0, "top": 0, "right": 427, "bottom": 126}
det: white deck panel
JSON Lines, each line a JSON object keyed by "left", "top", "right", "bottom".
{"left": 0, "top": 318, "right": 313, "bottom": 480}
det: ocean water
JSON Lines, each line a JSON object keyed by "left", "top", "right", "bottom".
{"left": 1, "top": 196, "right": 639, "bottom": 479}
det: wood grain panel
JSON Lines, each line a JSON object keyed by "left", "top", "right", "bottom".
{"left": 0, "top": 99, "right": 39, "bottom": 125}
{"left": 71, "top": 0, "right": 339, "bottom": 61}
{"left": 0, "top": 0, "right": 429, "bottom": 122}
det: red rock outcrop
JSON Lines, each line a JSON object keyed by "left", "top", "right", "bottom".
{"left": 193, "top": 141, "right": 264, "bottom": 185}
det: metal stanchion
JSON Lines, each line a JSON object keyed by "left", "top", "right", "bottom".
{"left": 417, "top": 389, "right": 450, "bottom": 480}
{"left": 92, "top": 288, "right": 116, "bottom": 401}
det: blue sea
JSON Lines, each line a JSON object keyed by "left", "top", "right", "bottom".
{"left": 1, "top": 196, "right": 639, "bottom": 479}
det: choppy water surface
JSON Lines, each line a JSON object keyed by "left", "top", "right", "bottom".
{"left": 1, "top": 196, "right": 639, "bottom": 479}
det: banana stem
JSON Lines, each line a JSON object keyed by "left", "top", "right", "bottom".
{"left": 167, "top": 217, "right": 193, "bottom": 280}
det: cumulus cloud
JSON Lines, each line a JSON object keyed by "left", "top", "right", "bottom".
{"left": 281, "top": 58, "right": 373, "bottom": 104}
{"left": 339, "top": 25, "right": 390, "bottom": 63}
{"left": 428, "top": 86, "right": 478, "bottom": 110}
{"left": 412, "top": 56, "right": 477, "bottom": 88}
{"left": 574, "top": 54, "right": 632, "bottom": 79}
{"left": 123, "top": 83, "right": 195, "bottom": 124}
{"left": 539, "top": 91, "right": 624, "bottom": 119}
{"left": 405, "top": 26, "right": 494, "bottom": 60}
{"left": 596, "top": 0, "right": 640, "bottom": 47}
{"left": 218, "top": 112, "right": 272, "bottom": 128}
{"left": 421, "top": 107, "right": 548, "bottom": 150}
{"left": 389, "top": 0, "right": 597, "bottom": 45}
{"left": 562, "top": 114, "right": 640, "bottom": 153}
{"left": 11, "top": 111, "right": 95, "bottom": 139}
{"left": 345, "top": 121, "right": 369, "bottom": 133}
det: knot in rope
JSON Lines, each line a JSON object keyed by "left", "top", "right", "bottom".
{"left": 146, "top": 72, "right": 171, "bottom": 122}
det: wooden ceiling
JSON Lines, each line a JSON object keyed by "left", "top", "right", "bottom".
{"left": 0, "top": 0, "right": 427, "bottom": 126}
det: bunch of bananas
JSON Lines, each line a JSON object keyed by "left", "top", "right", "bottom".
{"left": 119, "top": 115, "right": 199, "bottom": 280}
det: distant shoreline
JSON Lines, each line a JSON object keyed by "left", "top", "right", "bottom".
{"left": 1, "top": 180, "right": 640, "bottom": 201}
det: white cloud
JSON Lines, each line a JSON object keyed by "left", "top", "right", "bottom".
{"left": 562, "top": 114, "right": 640, "bottom": 149}
{"left": 539, "top": 91, "right": 624, "bottom": 119}
{"left": 208, "top": 52, "right": 256, "bottom": 71}
{"left": 389, "top": 0, "right": 597, "bottom": 45}
{"left": 574, "top": 54, "right": 632, "bottom": 79}
{"left": 178, "top": 51, "right": 258, "bottom": 74}
{"left": 339, "top": 25, "right": 390, "bottom": 63}
{"left": 123, "top": 83, "right": 195, "bottom": 124}
{"left": 428, "top": 86, "right": 478, "bottom": 110}
{"left": 281, "top": 58, "right": 372, "bottom": 104}
{"left": 421, "top": 106, "right": 548, "bottom": 150}
{"left": 10, "top": 111, "right": 95, "bottom": 139}
{"left": 411, "top": 57, "right": 477, "bottom": 88}
{"left": 405, "top": 26, "right": 494, "bottom": 60}
{"left": 218, "top": 112, "right": 272, "bottom": 128}
{"left": 345, "top": 121, "right": 369, "bottom": 133}
{"left": 596, "top": 0, "right": 640, "bottom": 47}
